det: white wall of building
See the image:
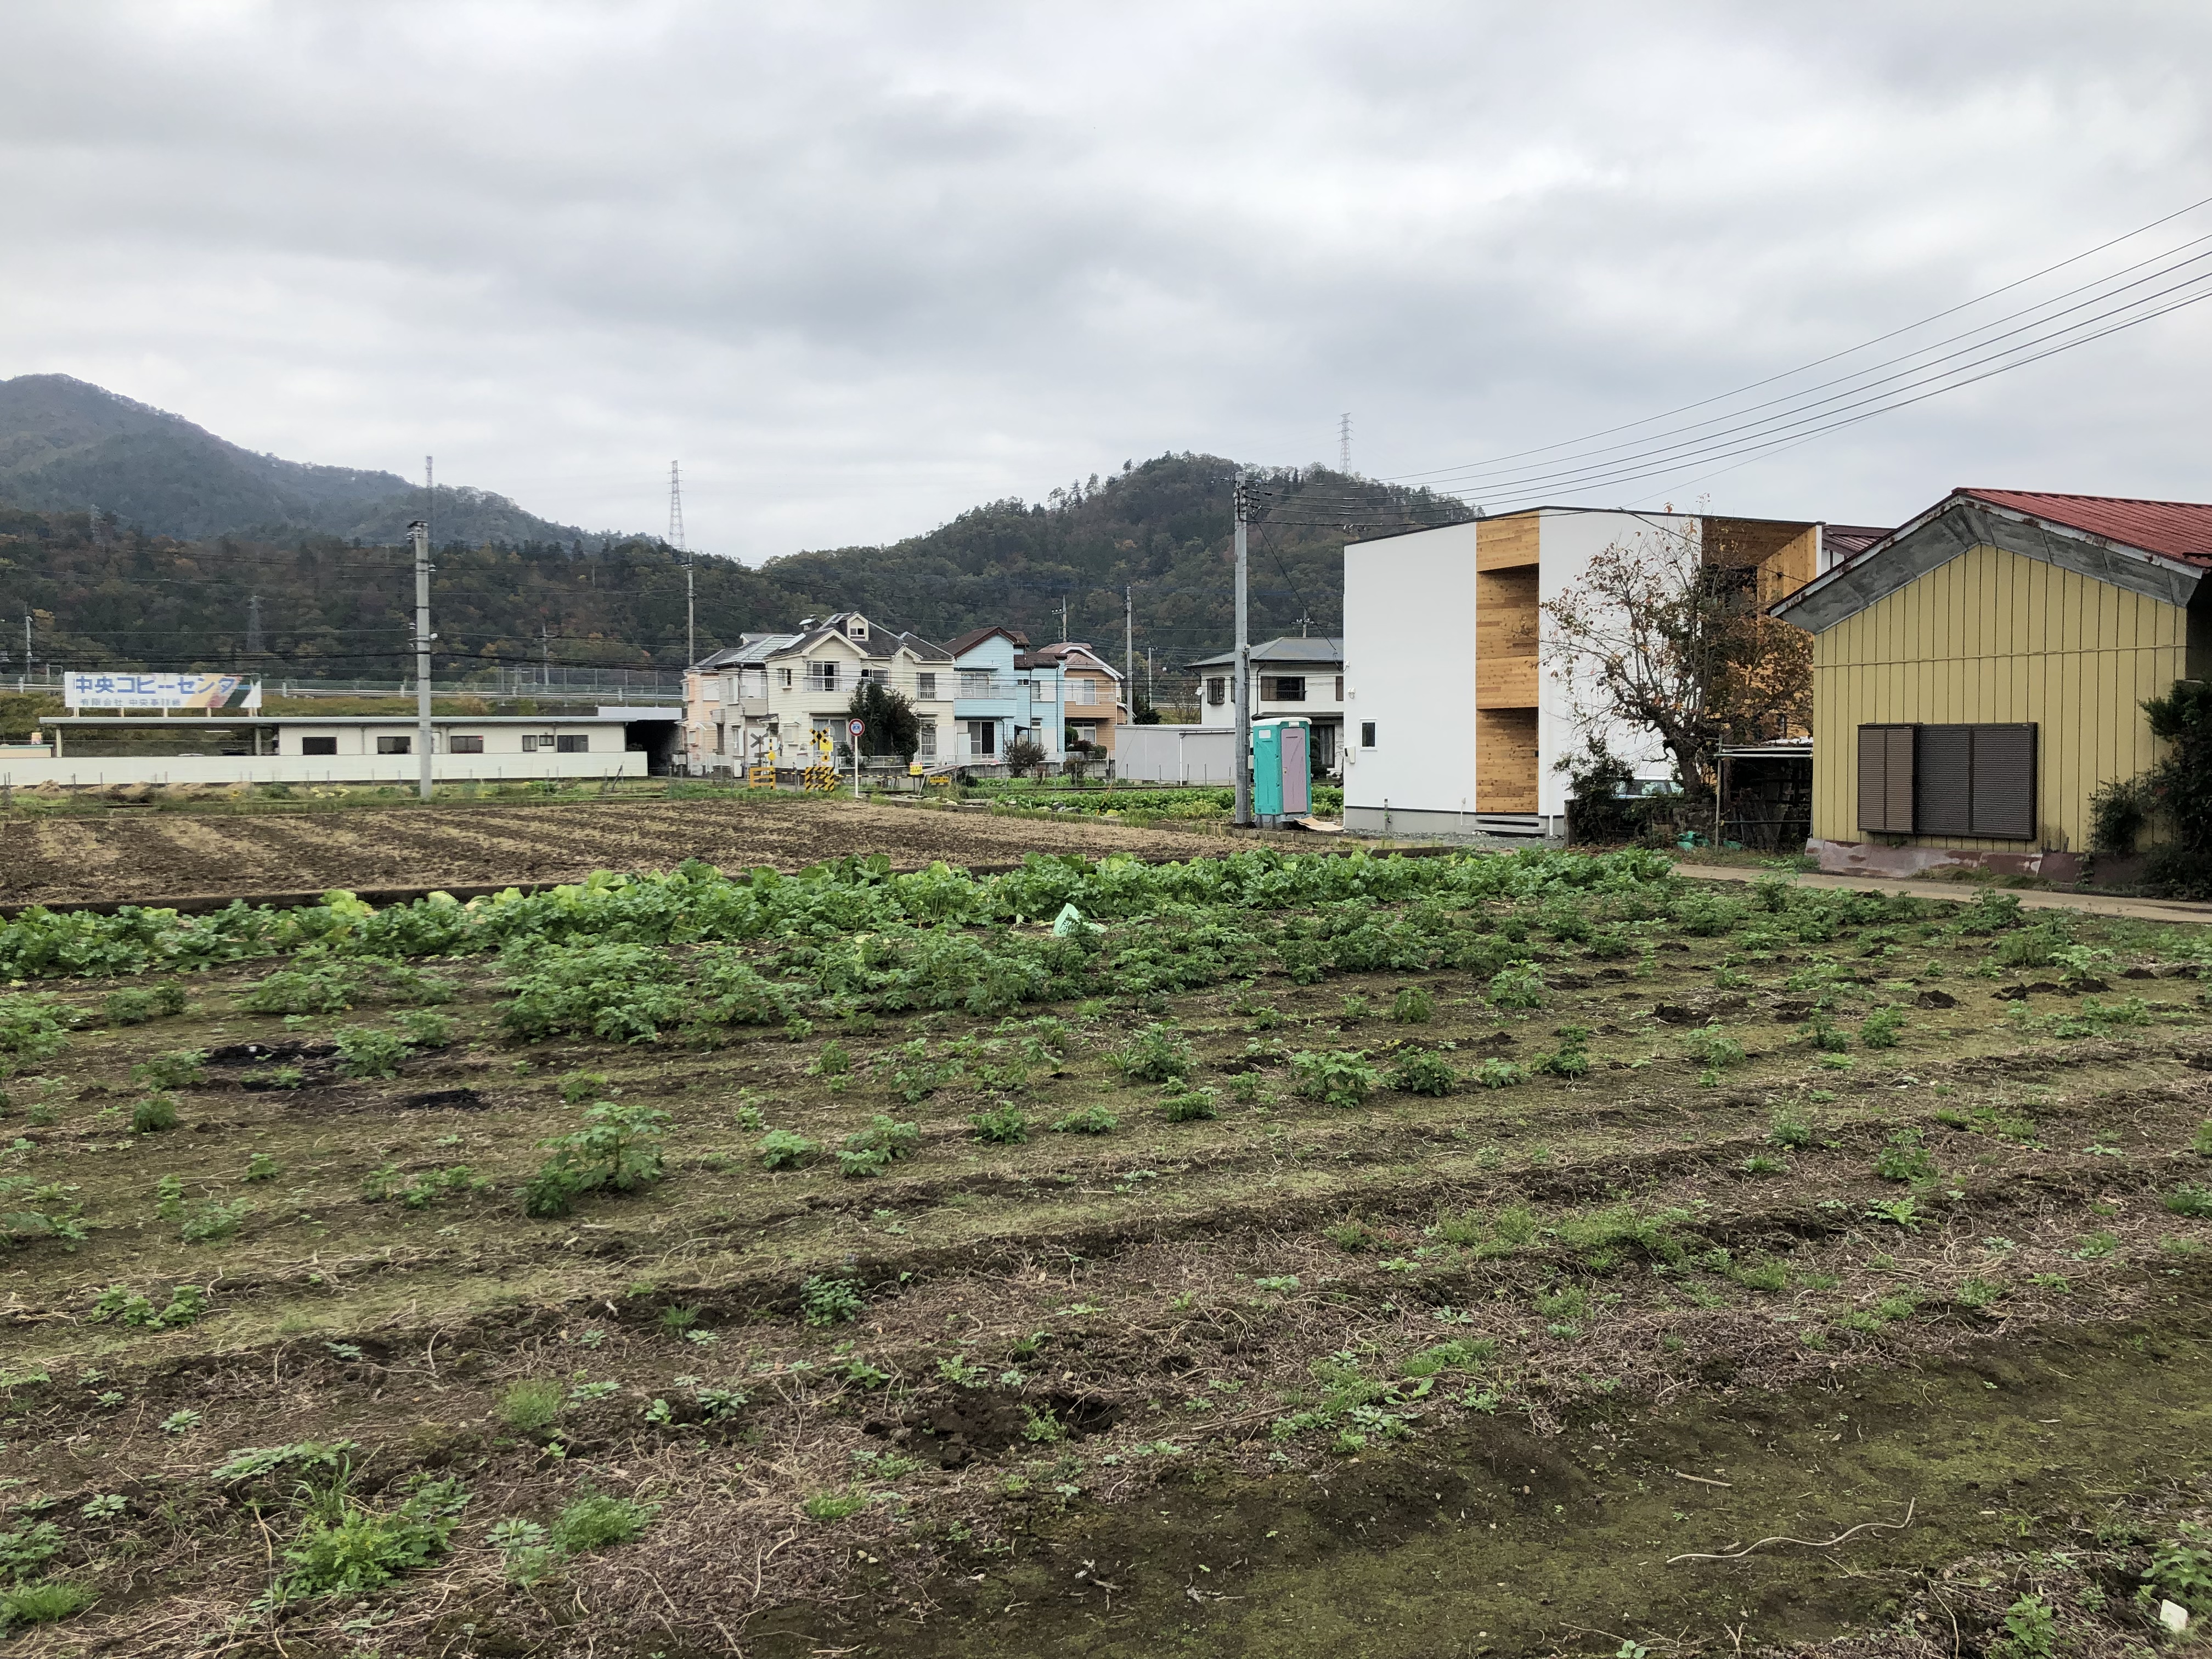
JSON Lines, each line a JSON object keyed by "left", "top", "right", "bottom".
{"left": 1532, "top": 510, "right": 1691, "bottom": 819}
{"left": 1115, "top": 724, "right": 1237, "bottom": 784}
{"left": 1342, "top": 522, "right": 1480, "bottom": 826}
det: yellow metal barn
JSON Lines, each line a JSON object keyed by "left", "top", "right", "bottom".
{"left": 1771, "top": 488, "right": 2211, "bottom": 881}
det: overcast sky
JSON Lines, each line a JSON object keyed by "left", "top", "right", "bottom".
{"left": 7, "top": 1, "right": 2211, "bottom": 558}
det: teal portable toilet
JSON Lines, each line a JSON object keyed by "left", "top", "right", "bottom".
{"left": 1252, "top": 718, "right": 1312, "bottom": 824}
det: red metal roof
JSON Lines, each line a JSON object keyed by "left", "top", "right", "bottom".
{"left": 1961, "top": 488, "right": 2212, "bottom": 569}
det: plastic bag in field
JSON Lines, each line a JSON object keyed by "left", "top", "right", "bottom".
{"left": 1051, "top": 903, "right": 1103, "bottom": 936}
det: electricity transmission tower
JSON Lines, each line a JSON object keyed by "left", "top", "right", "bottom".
{"left": 670, "top": 461, "right": 693, "bottom": 667}
{"left": 1339, "top": 413, "right": 1351, "bottom": 474}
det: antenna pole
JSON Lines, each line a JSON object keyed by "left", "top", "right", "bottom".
{"left": 409, "top": 519, "right": 433, "bottom": 801}
{"left": 1233, "top": 471, "right": 1252, "bottom": 827}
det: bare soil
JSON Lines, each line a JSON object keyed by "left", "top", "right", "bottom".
{"left": 0, "top": 798, "right": 1243, "bottom": 908}
{"left": 3, "top": 860, "right": 2209, "bottom": 1656}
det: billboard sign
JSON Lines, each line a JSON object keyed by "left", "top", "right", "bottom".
{"left": 65, "top": 672, "right": 263, "bottom": 711}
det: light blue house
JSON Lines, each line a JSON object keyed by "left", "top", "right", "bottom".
{"left": 945, "top": 625, "right": 1040, "bottom": 764}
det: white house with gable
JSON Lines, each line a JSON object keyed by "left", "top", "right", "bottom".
{"left": 683, "top": 611, "right": 957, "bottom": 773}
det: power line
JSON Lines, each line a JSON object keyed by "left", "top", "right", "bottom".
{"left": 1384, "top": 189, "right": 2212, "bottom": 492}
{"left": 1404, "top": 246, "right": 2212, "bottom": 500}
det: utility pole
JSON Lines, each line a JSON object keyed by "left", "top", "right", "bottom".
{"left": 1059, "top": 596, "right": 1069, "bottom": 643}
{"left": 541, "top": 624, "right": 550, "bottom": 689}
{"left": 670, "top": 460, "right": 692, "bottom": 668}
{"left": 245, "top": 595, "right": 263, "bottom": 657}
{"left": 1124, "top": 585, "right": 1133, "bottom": 710}
{"left": 1233, "top": 470, "right": 1252, "bottom": 826}
{"left": 409, "top": 520, "right": 433, "bottom": 801}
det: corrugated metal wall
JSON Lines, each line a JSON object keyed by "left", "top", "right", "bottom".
{"left": 1812, "top": 541, "right": 2187, "bottom": 850}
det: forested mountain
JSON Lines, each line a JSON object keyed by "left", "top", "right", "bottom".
{"left": 0, "top": 375, "right": 605, "bottom": 546}
{"left": 0, "top": 378, "right": 1470, "bottom": 681}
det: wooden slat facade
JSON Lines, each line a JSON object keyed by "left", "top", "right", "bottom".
{"left": 1811, "top": 541, "right": 2188, "bottom": 850}
{"left": 1475, "top": 708, "right": 1539, "bottom": 810}
{"left": 1474, "top": 520, "right": 1541, "bottom": 805}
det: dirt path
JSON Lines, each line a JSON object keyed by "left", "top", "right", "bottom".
{"left": 0, "top": 798, "right": 1252, "bottom": 909}
{"left": 1674, "top": 861, "right": 2212, "bottom": 927}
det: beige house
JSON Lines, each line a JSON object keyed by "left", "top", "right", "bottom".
{"left": 1014, "top": 641, "right": 1128, "bottom": 755}
{"left": 683, "top": 612, "right": 957, "bottom": 773}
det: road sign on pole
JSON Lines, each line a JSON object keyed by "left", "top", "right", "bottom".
{"left": 849, "top": 719, "right": 865, "bottom": 798}
{"left": 848, "top": 719, "right": 865, "bottom": 736}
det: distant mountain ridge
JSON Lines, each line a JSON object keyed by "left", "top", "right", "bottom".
{"left": 0, "top": 374, "right": 619, "bottom": 545}
{"left": 0, "top": 375, "right": 1470, "bottom": 680}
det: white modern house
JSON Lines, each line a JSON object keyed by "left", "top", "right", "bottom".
{"left": 683, "top": 612, "right": 957, "bottom": 773}
{"left": 1341, "top": 509, "right": 1855, "bottom": 838}
{"left": 1183, "top": 636, "right": 1345, "bottom": 774}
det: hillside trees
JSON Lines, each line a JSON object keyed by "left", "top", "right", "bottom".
{"left": 0, "top": 458, "right": 1465, "bottom": 680}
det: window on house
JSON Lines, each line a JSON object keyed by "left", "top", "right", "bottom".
{"left": 1032, "top": 677, "right": 1056, "bottom": 702}
{"left": 556, "top": 734, "right": 589, "bottom": 753}
{"left": 917, "top": 673, "right": 937, "bottom": 699}
{"left": 810, "top": 661, "right": 839, "bottom": 691}
{"left": 1360, "top": 721, "right": 1377, "bottom": 749}
{"left": 1334, "top": 675, "right": 1344, "bottom": 699}
{"left": 778, "top": 667, "right": 793, "bottom": 688}
{"left": 1206, "top": 676, "right": 1227, "bottom": 707}
{"left": 1069, "top": 676, "right": 1096, "bottom": 703}
{"left": 1262, "top": 676, "right": 1306, "bottom": 702}
{"left": 521, "top": 733, "right": 558, "bottom": 752}
{"left": 1857, "top": 725, "right": 1916, "bottom": 833}
{"left": 859, "top": 667, "right": 887, "bottom": 686}
{"left": 1858, "top": 723, "right": 2037, "bottom": 839}
{"left": 448, "top": 735, "right": 484, "bottom": 754}
{"left": 965, "top": 719, "right": 996, "bottom": 757}
{"left": 300, "top": 736, "right": 337, "bottom": 756}
{"left": 959, "top": 670, "right": 993, "bottom": 697}
{"left": 1916, "top": 723, "right": 2036, "bottom": 838}
{"left": 376, "top": 735, "right": 411, "bottom": 755}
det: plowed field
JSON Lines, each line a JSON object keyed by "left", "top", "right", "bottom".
{"left": 0, "top": 798, "right": 1237, "bottom": 908}
{"left": 3, "top": 850, "right": 2209, "bottom": 1657}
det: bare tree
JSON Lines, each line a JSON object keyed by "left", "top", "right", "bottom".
{"left": 1543, "top": 522, "right": 1810, "bottom": 803}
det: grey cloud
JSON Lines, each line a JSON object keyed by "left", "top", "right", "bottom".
{"left": 3, "top": 0, "right": 2209, "bottom": 559}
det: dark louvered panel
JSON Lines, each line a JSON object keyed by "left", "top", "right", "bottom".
{"left": 1970, "top": 724, "right": 2037, "bottom": 839}
{"left": 1857, "top": 727, "right": 1887, "bottom": 830}
{"left": 1858, "top": 725, "right": 1916, "bottom": 832}
{"left": 1884, "top": 727, "right": 1916, "bottom": 832}
{"left": 1916, "top": 725, "right": 1974, "bottom": 836}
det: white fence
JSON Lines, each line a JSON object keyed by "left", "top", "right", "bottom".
{"left": 1114, "top": 724, "right": 1236, "bottom": 785}
{"left": 0, "top": 753, "right": 647, "bottom": 790}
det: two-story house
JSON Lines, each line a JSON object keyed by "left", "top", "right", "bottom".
{"left": 1183, "top": 636, "right": 1345, "bottom": 774}
{"left": 1014, "top": 641, "right": 1127, "bottom": 757}
{"left": 945, "top": 625, "right": 1042, "bottom": 764}
{"left": 684, "top": 612, "right": 956, "bottom": 773}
